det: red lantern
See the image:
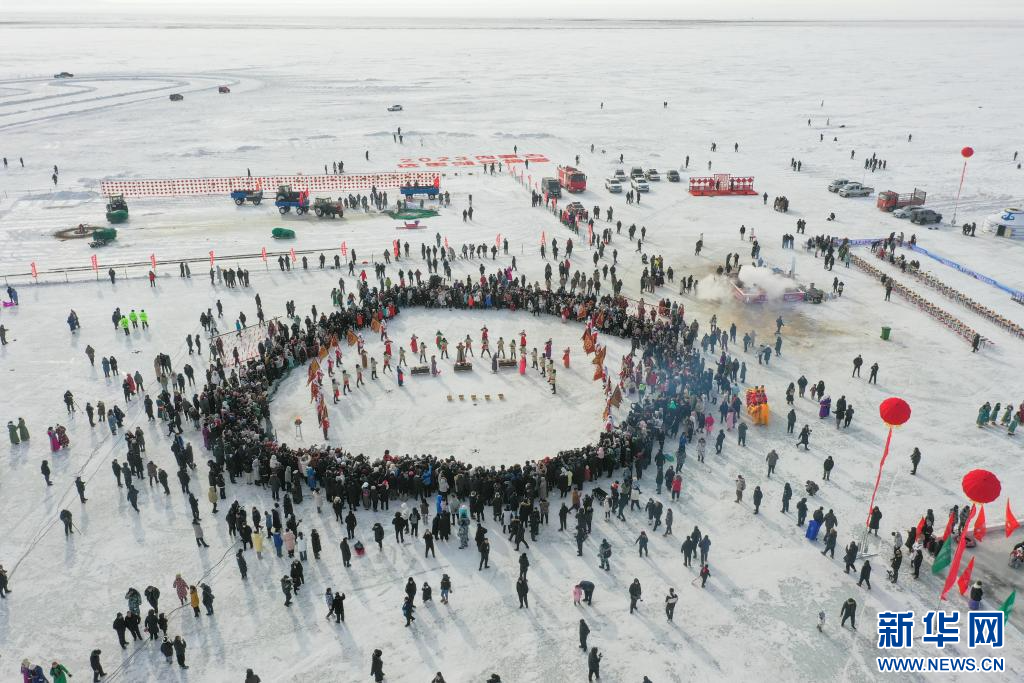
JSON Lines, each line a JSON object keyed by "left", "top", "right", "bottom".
{"left": 962, "top": 469, "right": 1000, "bottom": 504}
{"left": 961, "top": 146, "right": 974, "bottom": 158}
{"left": 879, "top": 397, "right": 911, "bottom": 426}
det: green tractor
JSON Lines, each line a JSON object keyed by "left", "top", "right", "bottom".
{"left": 106, "top": 195, "right": 129, "bottom": 223}
{"left": 313, "top": 197, "right": 343, "bottom": 219}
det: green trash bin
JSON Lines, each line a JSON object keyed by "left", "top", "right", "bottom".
{"left": 881, "top": 326, "right": 892, "bottom": 340}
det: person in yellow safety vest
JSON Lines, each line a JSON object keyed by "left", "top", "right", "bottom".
{"left": 140, "top": 309, "right": 149, "bottom": 330}
{"left": 120, "top": 315, "right": 130, "bottom": 336}
{"left": 129, "top": 310, "right": 139, "bottom": 329}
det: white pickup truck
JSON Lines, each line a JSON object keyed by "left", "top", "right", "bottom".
{"left": 838, "top": 182, "right": 874, "bottom": 198}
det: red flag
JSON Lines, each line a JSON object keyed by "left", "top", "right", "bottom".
{"left": 209, "top": 250, "right": 215, "bottom": 266}
{"left": 290, "top": 248, "right": 296, "bottom": 263}
{"left": 90, "top": 254, "right": 98, "bottom": 271}
{"left": 916, "top": 516, "right": 926, "bottom": 539}
{"left": 341, "top": 241, "right": 347, "bottom": 256}
{"left": 1007, "top": 499, "right": 1021, "bottom": 537}
{"left": 541, "top": 231, "right": 546, "bottom": 245}
{"left": 261, "top": 247, "right": 267, "bottom": 262}
{"left": 941, "top": 505, "right": 975, "bottom": 601}
{"left": 444, "top": 237, "right": 449, "bottom": 249}
{"left": 150, "top": 254, "right": 157, "bottom": 269}
{"left": 974, "top": 506, "right": 987, "bottom": 541}
{"left": 941, "top": 511, "right": 956, "bottom": 541}
{"left": 957, "top": 557, "right": 976, "bottom": 595}
{"left": 30, "top": 261, "right": 37, "bottom": 278}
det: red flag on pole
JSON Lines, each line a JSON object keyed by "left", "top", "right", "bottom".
{"left": 393, "top": 240, "right": 399, "bottom": 257}
{"left": 541, "top": 231, "right": 546, "bottom": 245}
{"left": 30, "top": 261, "right": 37, "bottom": 278}
{"left": 942, "top": 511, "right": 956, "bottom": 541}
{"left": 941, "top": 505, "right": 975, "bottom": 600}
{"left": 209, "top": 250, "right": 215, "bottom": 266}
{"left": 444, "top": 237, "right": 449, "bottom": 249}
{"left": 1007, "top": 499, "right": 1021, "bottom": 537}
{"left": 261, "top": 247, "right": 267, "bottom": 262}
{"left": 150, "top": 254, "right": 157, "bottom": 269}
{"left": 974, "top": 505, "right": 987, "bottom": 541}
{"left": 90, "top": 254, "right": 98, "bottom": 271}
{"left": 341, "top": 241, "right": 347, "bottom": 256}
{"left": 916, "top": 516, "right": 926, "bottom": 539}
{"left": 957, "top": 557, "right": 976, "bottom": 595}
{"left": 289, "top": 248, "right": 296, "bottom": 263}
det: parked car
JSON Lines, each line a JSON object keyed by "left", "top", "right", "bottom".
{"left": 838, "top": 182, "right": 874, "bottom": 198}
{"left": 605, "top": 178, "right": 623, "bottom": 193}
{"left": 667, "top": 170, "right": 680, "bottom": 182}
{"left": 629, "top": 167, "right": 646, "bottom": 179}
{"left": 218, "top": 86, "right": 231, "bottom": 94}
{"left": 828, "top": 178, "right": 852, "bottom": 192}
{"left": 54, "top": 71, "right": 74, "bottom": 79}
{"left": 645, "top": 169, "right": 661, "bottom": 181}
{"left": 169, "top": 93, "right": 184, "bottom": 101}
{"left": 631, "top": 177, "right": 650, "bottom": 193}
{"left": 911, "top": 209, "right": 943, "bottom": 225}
{"left": 613, "top": 169, "right": 628, "bottom": 182}
{"left": 893, "top": 205, "right": 926, "bottom": 220}
{"left": 387, "top": 104, "right": 403, "bottom": 112}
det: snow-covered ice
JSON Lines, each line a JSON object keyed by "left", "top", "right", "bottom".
{"left": 0, "top": 17, "right": 1022, "bottom": 683}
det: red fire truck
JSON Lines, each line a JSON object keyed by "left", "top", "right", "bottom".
{"left": 558, "top": 165, "right": 587, "bottom": 193}
{"left": 877, "top": 188, "right": 926, "bottom": 212}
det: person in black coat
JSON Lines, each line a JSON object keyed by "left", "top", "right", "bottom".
{"left": 869, "top": 507, "right": 882, "bottom": 535}
{"left": 423, "top": 530, "right": 436, "bottom": 558}
{"left": 629, "top": 578, "right": 642, "bottom": 614}
{"left": 519, "top": 552, "right": 530, "bottom": 579}
{"left": 405, "top": 577, "right": 417, "bottom": 605}
{"left": 90, "top": 649, "right": 105, "bottom": 681}
{"left": 310, "top": 529, "right": 322, "bottom": 559}
{"left": 579, "top": 618, "right": 590, "bottom": 651}
{"left": 160, "top": 637, "right": 173, "bottom": 663}
{"left": 840, "top": 597, "right": 858, "bottom": 629}
{"left": 236, "top": 549, "right": 247, "bottom": 579}
{"left": 331, "top": 592, "right": 346, "bottom": 623}
{"left": 124, "top": 611, "right": 143, "bottom": 641}
{"left": 577, "top": 580, "right": 595, "bottom": 604}
{"left": 516, "top": 576, "right": 529, "bottom": 608}
{"left": 843, "top": 541, "right": 858, "bottom": 573}
{"left": 371, "top": 649, "right": 385, "bottom": 682}
{"left": 588, "top": 647, "right": 602, "bottom": 681}
{"left": 911, "top": 547, "right": 924, "bottom": 578}
{"left": 858, "top": 560, "right": 872, "bottom": 589}
{"left": 112, "top": 613, "right": 128, "bottom": 648}
{"left": 340, "top": 538, "right": 352, "bottom": 567}
{"left": 172, "top": 636, "right": 188, "bottom": 668}
{"left": 145, "top": 610, "right": 160, "bottom": 640}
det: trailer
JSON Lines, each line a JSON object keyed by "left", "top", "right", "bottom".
{"left": 877, "top": 188, "right": 926, "bottom": 212}
{"left": 558, "top": 165, "right": 587, "bottom": 193}
{"left": 274, "top": 185, "right": 310, "bottom": 215}
{"left": 230, "top": 189, "right": 263, "bottom": 205}
{"left": 399, "top": 184, "right": 440, "bottom": 199}
{"left": 90, "top": 227, "right": 118, "bottom": 247}
{"left": 689, "top": 174, "right": 757, "bottom": 196}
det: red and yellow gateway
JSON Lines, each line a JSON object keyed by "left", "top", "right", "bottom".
{"left": 557, "top": 165, "right": 587, "bottom": 193}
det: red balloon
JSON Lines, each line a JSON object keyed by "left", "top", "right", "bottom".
{"left": 961, "top": 146, "right": 974, "bottom": 158}
{"left": 878, "top": 397, "right": 912, "bottom": 426}
{"left": 962, "top": 469, "right": 1001, "bottom": 504}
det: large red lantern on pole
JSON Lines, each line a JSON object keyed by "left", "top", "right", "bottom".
{"left": 865, "top": 398, "right": 912, "bottom": 527}
{"left": 962, "top": 469, "right": 1000, "bottom": 504}
{"left": 952, "top": 146, "right": 974, "bottom": 225}
{"left": 940, "top": 469, "right": 1001, "bottom": 601}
